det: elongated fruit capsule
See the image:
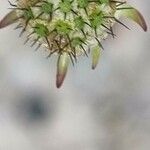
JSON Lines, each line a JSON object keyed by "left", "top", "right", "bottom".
{"left": 92, "top": 46, "right": 101, "bottom": 70}
{"left": 0, "top": 10, "right": 18, "bottom": 29}
{"left": 115, "top": 4, "right": 147, "bottom": 31}
{"left": 56, "top": 52, "right": 70, "bottom": 88}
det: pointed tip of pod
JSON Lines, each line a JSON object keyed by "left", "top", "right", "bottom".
{"left": 116, "top": 5, "right": 148, "bottom": 32}
{"left": 0, "top": 10, "right": 18, "bottom": 29}
{"left": 91, "top": 46, "right": 101, "bottom": 70}
{"left": 134, "top": 10, "right": 148, "bottom": 32}
{"left": 128, "top": 7, "right": 147, "bottom": 32}
{"left": 56, "top": 53, "right": 70, "bottom": 88}
{"left": 56, "top": 73, "right": 66, "bottom": 88}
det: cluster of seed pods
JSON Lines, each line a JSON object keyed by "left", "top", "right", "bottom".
{"left": 0, "top": 0, "right": 147, "bottom": 88}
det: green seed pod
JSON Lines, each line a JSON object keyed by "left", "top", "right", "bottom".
{"left": 115, "top": 4, "right": 147, "bottom": 31}
{"left": 92, "top": 46, "right": 101, "bottom": 70}
{"left": 0, "top": 0, "right": 147, "bottom": 88}
{"left": 56, "top": 52, "right": 70, "bottom": 88}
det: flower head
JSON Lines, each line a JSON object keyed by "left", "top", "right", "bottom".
{"left": 0, "top": 0, "right": 147, "bottom": 88}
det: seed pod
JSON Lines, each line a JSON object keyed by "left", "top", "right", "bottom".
{"left": 56, "top": 52, "right": 70, "bottom": 88}
{"left": 0, "top": 10, "right": 18, "bottom": 29}
{"left": 115, "top": 4, "right": 147, "bottom": 31}
{"left": 92, "top": 46, "right": 101, "bottom": 70}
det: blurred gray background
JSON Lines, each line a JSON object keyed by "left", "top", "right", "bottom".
{"left": 0, "top": 0, "right": 150, "bottom": 150}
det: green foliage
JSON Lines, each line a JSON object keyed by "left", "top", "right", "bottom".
{"left": 74, "top": 16, "right": 85, "bottom": 30}
{"left": 55, "top": 20, "right": 72, "bottom": 35}
{"left": 99, "top": 0, "right": 109, "bottom": 4}
{"left": 41, "top": 2, "right": 53, "bottom": 14}
{"left": 71, "top": 37, "right": 85, "bottom": 47}
{"left": 34, "top": 23, "right": 49, "bottom": 37}
{"left": 77, "top": 0, "right": 88, "bottom": 8}
{"left": 59, "top": 0, "right": 72, "bottom": 13}
{"left": 23, "top": 7, "right": 34, "bottom": 20}
{"left": 89, "top": 10, "right": 103, "bottom": 28}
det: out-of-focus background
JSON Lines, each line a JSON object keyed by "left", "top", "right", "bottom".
{"left": 0, "top": 0, "right": 150, "bottom": 150}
